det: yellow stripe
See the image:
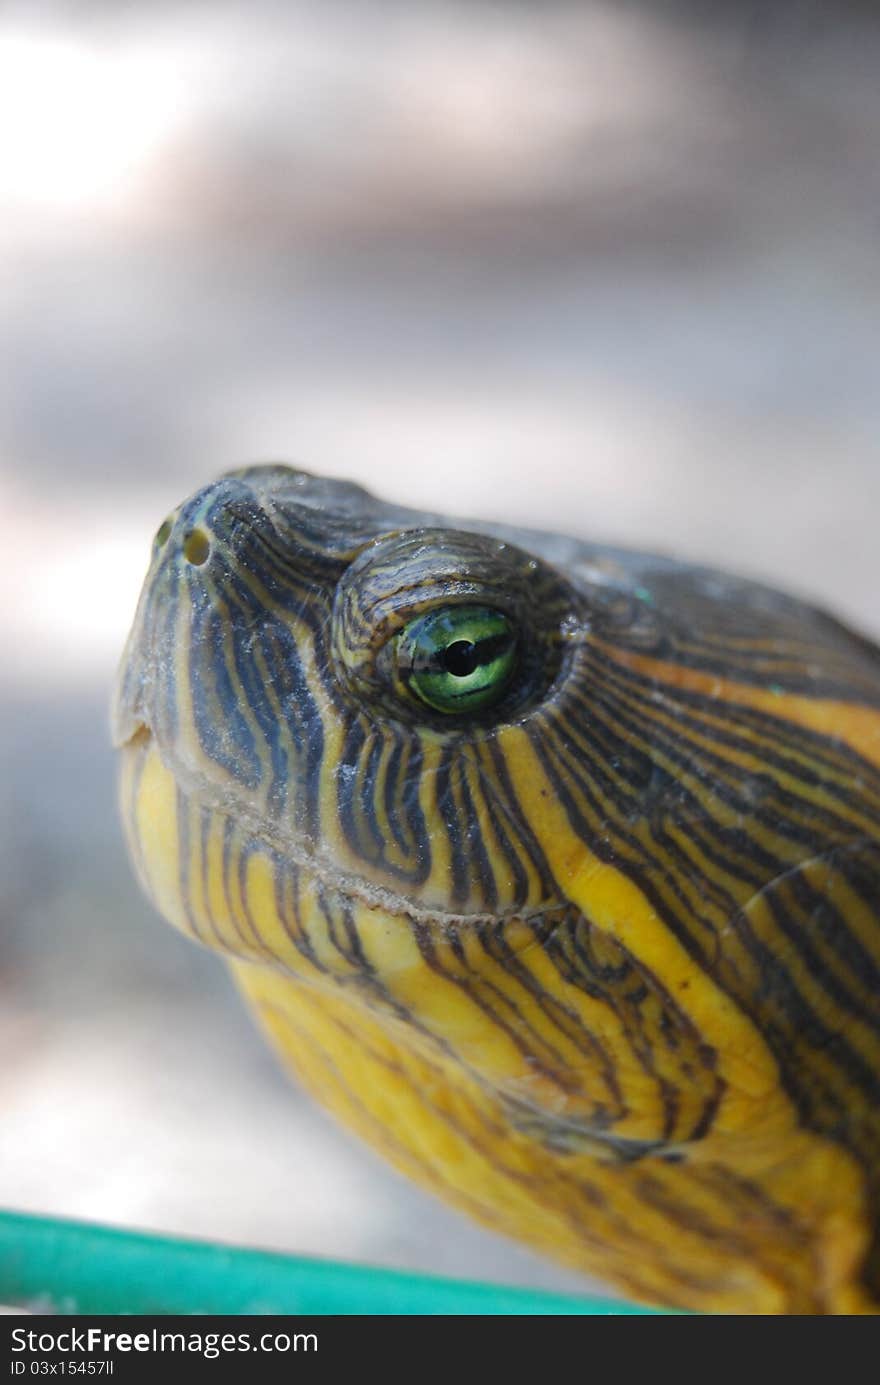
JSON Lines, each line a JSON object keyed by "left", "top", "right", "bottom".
{"left": 602, "top": 645, "right": 880, "bottom": 770}
{"left": 502, "top": 726, "right": 788, "bottom": 1121}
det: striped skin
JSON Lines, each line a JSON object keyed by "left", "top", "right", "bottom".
{"left": 113, "top": 465, "right": 880, "bottom": 1313}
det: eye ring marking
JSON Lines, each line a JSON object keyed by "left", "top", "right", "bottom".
{"left": 395, "top": 605, "right": 518, "bottom": 714}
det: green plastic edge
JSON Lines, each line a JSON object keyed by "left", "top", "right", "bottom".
{"left": 0, "top": 1210, "right": 670, "bottom": 1315}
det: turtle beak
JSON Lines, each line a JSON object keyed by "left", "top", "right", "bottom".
{"left": 111, "top": 526, "right": 166, "bottom": 751}
{"left": 111, "top": 626, "right": 153, "bottom": 751}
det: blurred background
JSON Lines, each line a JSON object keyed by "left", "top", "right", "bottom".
{"left": 2, "top": 0, "right": 880, "bottom": 1301}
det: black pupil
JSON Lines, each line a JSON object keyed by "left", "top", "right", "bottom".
{"left": 442, "top": 640, "right": 478, "bottom": 678}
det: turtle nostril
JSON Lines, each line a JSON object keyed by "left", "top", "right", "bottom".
{"left": 155, "top": 518, "right": 173, "bottom": 548}
{"left": 183, "top": 528, "right": 211, "bottom": 566}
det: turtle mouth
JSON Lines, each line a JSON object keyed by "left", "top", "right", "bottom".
{"left": 116, "top": 721, "right": 153, "bottom": 751}
{"left": 117, "top": 716, "right": 560, "bottom": 934}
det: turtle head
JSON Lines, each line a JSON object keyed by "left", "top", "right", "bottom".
{"left": 127, "top": 465, "right": 737, "bottom": 1159}
{"left": 116, "top": 466, "right": 663, "bottom": 1140}
{"left": 114, "top": 464, "right": 880, "bottom": 1306}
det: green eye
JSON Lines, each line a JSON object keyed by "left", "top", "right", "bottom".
{"left": 395, "top": 606, "right": 518, "bottom": 714}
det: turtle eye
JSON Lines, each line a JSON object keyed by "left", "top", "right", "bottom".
{"left": 332, "top": 528, "right": 569, "bottom": 727}
{"left": 395, "top": 606, "right": 518, "bottom": 714}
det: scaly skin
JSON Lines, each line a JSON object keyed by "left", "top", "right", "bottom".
{"left": 114, "top": 465, "right": 880, "bottom": 1312}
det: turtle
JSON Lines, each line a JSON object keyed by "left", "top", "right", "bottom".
{"left": 113, "top": 464, "right": 880, "bottom": 1314}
